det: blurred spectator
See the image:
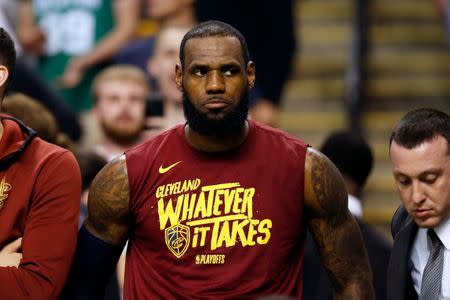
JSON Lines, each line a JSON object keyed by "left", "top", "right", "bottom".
{"left": 91, "top": 65, "right": 149, "bottom": 161}
{"left": 146, "top": 24, "right": 192, "bottom": 131}
{"left": 437, "top": 0, "right": 450, "bottom": 49}
{"left": 0, "top": 0, "right": 81, "bottom": 141}
{"left": 16, "top": 0, "right": 139, "bottom": 113}
{"left": 114, "top": 0, "right": 196, "bottom": 73}
{"left": 3, "top": 92, "right": 76, "bottom": 152}
{"left": 195, "top": 0, "right": 296, "bottom": 126}
{"left": 302, "top": 130, "right": 391, "bottom": 300}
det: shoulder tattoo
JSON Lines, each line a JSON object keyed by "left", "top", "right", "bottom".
{"left": 85, "top": 156, "right": 130, "bottom": 245}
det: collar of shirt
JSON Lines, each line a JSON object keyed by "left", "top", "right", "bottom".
{"left": 434, "top": 218, "right": 450, "bottom": 251}
{"left": 348, "top": 194, "right": 363, "bottom": 219}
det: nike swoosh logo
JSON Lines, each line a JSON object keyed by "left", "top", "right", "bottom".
{"left": 159, "top": 161, "right": 182, "bottom": 174}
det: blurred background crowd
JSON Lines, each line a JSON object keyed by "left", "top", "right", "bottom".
{"left": 0, "top": 0, "right": 449, "bottom": 268}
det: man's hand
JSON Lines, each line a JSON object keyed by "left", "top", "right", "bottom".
{"left": 58, "top": 57, "right": 86, "bottom": 88}
{"left": 0, "top": 238, "right": 23, "bottom": 267}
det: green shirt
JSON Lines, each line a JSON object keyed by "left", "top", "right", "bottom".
{"left": 34, "top": 0, "right": 114, "bottom": 111}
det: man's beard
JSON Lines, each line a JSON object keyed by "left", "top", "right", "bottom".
{"left": 100, "top": 120, "right": 143, "bottom": 146}
{"left": 182, "top": 90, "right": 249, "bottom": 138}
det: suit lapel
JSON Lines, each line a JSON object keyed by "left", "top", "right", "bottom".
{"left": 387, "top": 218, "right": 417, "bottom": 300}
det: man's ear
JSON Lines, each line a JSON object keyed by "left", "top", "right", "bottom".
{"left": 0, "top": 66, "right": 9, "bottom": 88}
{"left": 246, "top": 61, "right": 255, "bottom": 89}
{"left": 175, "top": 63, "right": 183, "bottom": 92}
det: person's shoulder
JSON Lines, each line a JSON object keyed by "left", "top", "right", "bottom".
{"left": 250, "top": 120, "right": 308, "bottom": 147}
{"left": 28, "top": 136, "right": 76, "bottom": 164}
{"left": 391, "top": 205, "right": 412, "bottom": 238}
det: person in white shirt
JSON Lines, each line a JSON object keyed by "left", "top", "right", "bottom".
{"left": 388, "top": 108, "right": 450, "bottom": 300}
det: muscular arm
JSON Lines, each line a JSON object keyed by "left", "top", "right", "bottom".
{"left": 84, "top": 155, "right": 130, "bottom": 245}
{"left": 63, "top": 156, "right": 130, "bottom": 299}
{"left": 304, "top": 148, "right": 374, "bottom": 300}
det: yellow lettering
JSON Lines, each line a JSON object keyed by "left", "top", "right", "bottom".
{"left": 242, "top": 188, "right": 255, "bottom": 218}
{"left": 157, "top": 197, "right": 183, "bottom": 229}
{"left": 156, "top": 185, "right": 164, "bottom": 198}
{"left": 232, "top": 188, "right": 244, "bottom": 214}
{"left": 232, "top": 219, "right": 250, "bottom": 246}
{"left": 192, "top": 227, "right": 199, "bottom": 248}
{"left": 193, "top": 192, "right": 207, "bottom": 219}
{"left": 213, "top": 190, "right": 224, "bottom": 216}
{"left": 246, "top": 219, "right": 260, "bottom": 246}
{"left": 216, "top": 221, "right": 234, "bottom": 248}
{"left": 223, "top": 189, "right": 235, "bottom": 214}
{"left": 257, "top": 219, "right": 272, "bottom": 244}
{"left": 210, "top": 221, "right": 220, "bottom": 250}
{"left": 181, "top": 193, "right": 196, "bottom": 221}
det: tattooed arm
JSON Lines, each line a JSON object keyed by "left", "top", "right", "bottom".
{"left": 304, "top": 148, "right": 374, "bottom": 300}
{"left": 62, "top": 156, "right": 130, "bottom": 299}
{"left": 84, "top": 155, "right": 130, "bottom": 245}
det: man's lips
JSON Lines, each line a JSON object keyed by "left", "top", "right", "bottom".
{"left": 203, "top": 97, "right": 230, "bottom": 110}
{"left": 412, "top": 208, "right": 433, "bottom": 219}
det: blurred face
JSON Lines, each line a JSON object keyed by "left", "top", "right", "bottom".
{"left": 95, "top": 79, "right": 148, "bottom": 145}
{"left": 390, "top": 135, "right": 450, "bottom": 228}
{"left": 148, "top": 27, "right": 186, "bottom": 104}
{"left": 146, "top": 0, "right": 192, "bottom": 19}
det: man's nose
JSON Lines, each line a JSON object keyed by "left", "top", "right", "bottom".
{"left": 411, "top": 181, "right": 426, "bottom": 204}
{"left": 206, "top": 71, "right": 225, "bottom": 94}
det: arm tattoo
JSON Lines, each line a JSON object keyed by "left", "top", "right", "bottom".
{"left": 305, "top": 148, "right": 374, "bottom": 299}
{"left": 85, "top": 156, "right": 130, "bottom": 245}
{"left": 309, "top": 149, "right": 347, "bottom": 222}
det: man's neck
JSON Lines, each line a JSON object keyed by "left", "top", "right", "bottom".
{"left": 184, "top": 121, "right": 249, "bottom": 153}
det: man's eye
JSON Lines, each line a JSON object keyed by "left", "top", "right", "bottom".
{"left": 223, "top": 68, "right": 238, "bottom": 76}
{"left": 397, "top": 178, "right": 410, "bottom": 186}
{"left": 194, "top": 68, "right": 207, "bottom": 76}
{"left": 423, "top": 175, "right": 437, "bottom": 184}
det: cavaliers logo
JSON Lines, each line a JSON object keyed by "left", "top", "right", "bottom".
{"left": 0, "top": 177, "right": 11, "bottom": 210}
{"left": 165, "top": 224, "right": 190, "bottom": 258}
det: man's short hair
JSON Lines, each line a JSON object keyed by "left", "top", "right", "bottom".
{"left": 390, "top": 108, "right": 450, "bottom": 153}
{"left": 92, "top": 64, "right": 150, "bottom": 103}
{"left": 0, "top": 27, "right": 16, "bottom": 90}
{"left": 320, "top": 130, "right": 373, "bottom": 188}
{"left": 179, "top": 20, "right": 250, "bottom": 67}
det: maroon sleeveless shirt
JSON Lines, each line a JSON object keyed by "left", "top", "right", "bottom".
{"left": 124, "top": 121, "right": 308, "bottom": 299}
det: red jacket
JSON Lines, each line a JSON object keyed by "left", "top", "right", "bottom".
{"left": 0, "top": 117, "right": 81, "bottom": 299}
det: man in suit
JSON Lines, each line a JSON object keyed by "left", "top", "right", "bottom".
{"left": 388, "top": 108, "right": 450, "bottom": 300}
{"left": 303, "top": 130, "right": 391, "bottom": 300}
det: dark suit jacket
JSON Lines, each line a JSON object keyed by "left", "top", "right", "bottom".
{"left": 386, "top": 206, "right": 418, "bottom": 300}
{"left": 302, "top": 219, "right": 391, "bottom": 300}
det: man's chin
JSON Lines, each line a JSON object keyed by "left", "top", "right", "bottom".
{"left": 412, "top": 215, "right": 442, "bottom": 228}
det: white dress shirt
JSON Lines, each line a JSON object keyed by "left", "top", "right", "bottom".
{"left": 347, "top": 194, "right": 363, "bottom": 219}
{"left": 410, "top": 218, "right": 450, "bottom": 299}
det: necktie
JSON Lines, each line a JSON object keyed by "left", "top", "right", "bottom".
{"left": 419, "top": 229, "right": 444, "bottom": 300}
